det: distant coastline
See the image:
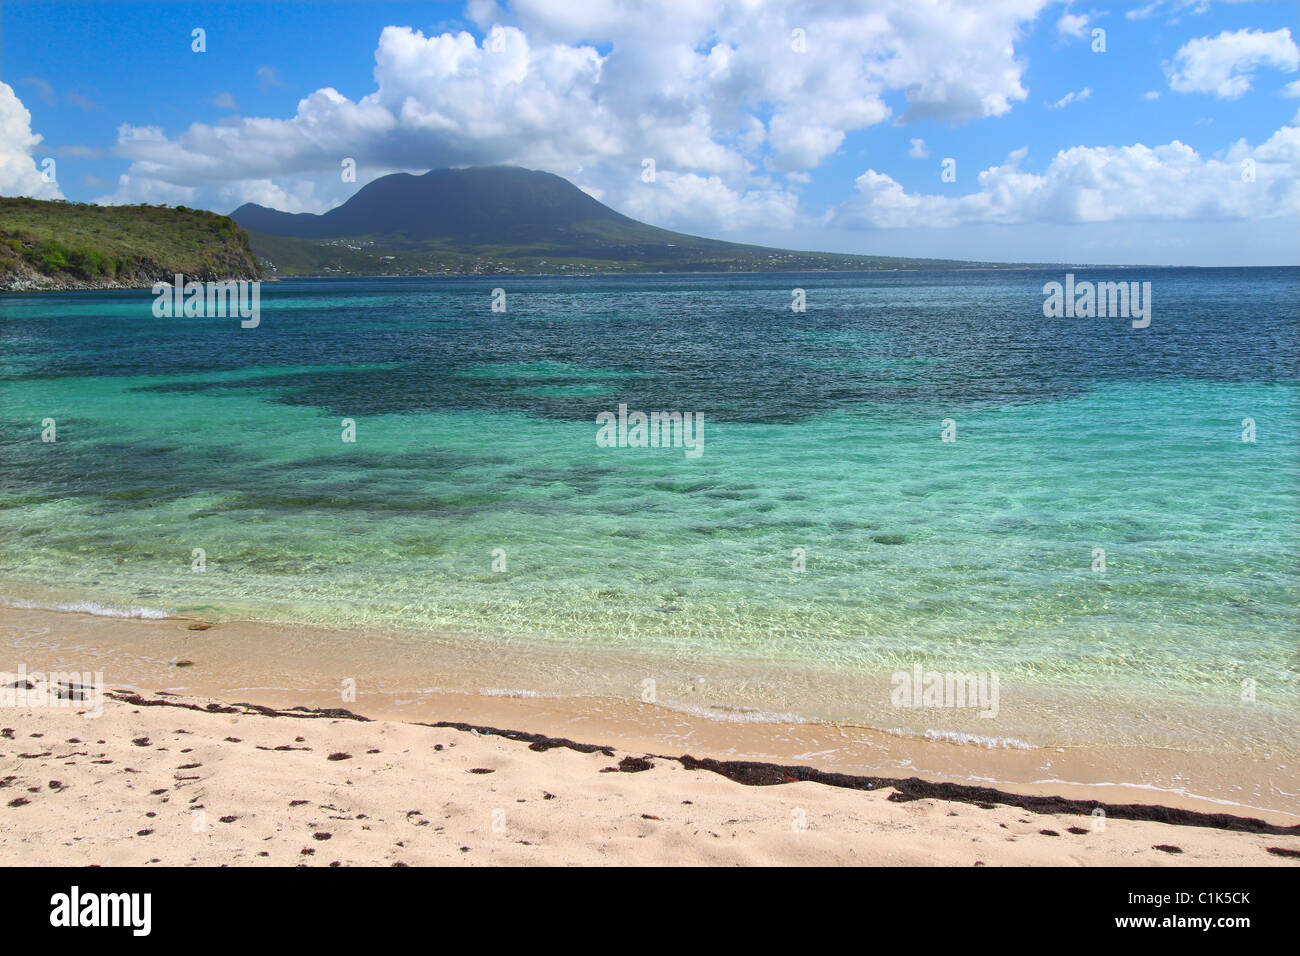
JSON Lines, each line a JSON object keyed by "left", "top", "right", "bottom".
{"left": 2, "top": 186, "right": 1285, "bottom": 293}
{"left": 6, "top": 264, "right": 1277, "bottom": 292}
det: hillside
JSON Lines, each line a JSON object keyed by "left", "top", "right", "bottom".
{"left": 234, "top": 166, "right": 644, "bottom": 244}
{"left": 0, "top": 198, "right": 262, "bottom": 292}
{"left": 233, "top": 165, "right": 979, "bottom": 276}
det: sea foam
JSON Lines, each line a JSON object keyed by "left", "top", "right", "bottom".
{"left": 2, "top": 596, "right": 172, "bottom": 620}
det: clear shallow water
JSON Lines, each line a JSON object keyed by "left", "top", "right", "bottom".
{"left": 1, "top": 270, "right": 1297, "bottom": 742}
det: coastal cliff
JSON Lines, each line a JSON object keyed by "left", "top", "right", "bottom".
{"left": 0, "top": 197, "right": 263, "bottom": 292}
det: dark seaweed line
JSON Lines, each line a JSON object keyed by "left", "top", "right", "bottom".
{"left": 106, "top": 690, "right": 371, "bottom": 722}
{"left": 103, "top": 691, "right": 1299, "bottom": 838}
{"left": 666, "top": 755, "right": 1299, "bottom": 837}
{"left": 421, "top": 722, "right": 1300, "bottom": 838}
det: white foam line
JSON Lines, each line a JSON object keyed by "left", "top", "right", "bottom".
{"left": 2, "top": 596, "right": 172, "bottom": 619}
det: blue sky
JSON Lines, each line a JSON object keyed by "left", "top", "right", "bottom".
{"left": 3, "top": 0, "right": 1298, "bottom": 264}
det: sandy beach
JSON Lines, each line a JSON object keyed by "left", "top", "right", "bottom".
{"left": 2, "top": 607, "right": 1298, "bottom": 867}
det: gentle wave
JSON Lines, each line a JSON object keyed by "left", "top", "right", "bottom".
{"left": 1, "top": 596, "right": 173, "bottom": 620}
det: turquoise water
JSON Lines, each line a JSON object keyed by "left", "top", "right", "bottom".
{"left": 1, "top": 270, "right": 1297, "bottom": 730}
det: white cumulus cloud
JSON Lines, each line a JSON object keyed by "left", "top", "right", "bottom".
{"left": 0, "top": 82, "right": 64, "bottom": 199}
{"left": 92, "top": 0, "right": 1052, "bottom": 232}
{"left": 1050, "top": 87, "right": 1092, "bottom": 108}
{"left": 619, "top": 171, "right": 800, "bottom": 233}
{"left": 833, "top": 124, "right": 1300, "bottom": 228}
{"left": 1166, "top": 27, "right": 1300, "bottom": 99}
{"left": 1057, "top": 12, "right": 1089, "bottom": 39}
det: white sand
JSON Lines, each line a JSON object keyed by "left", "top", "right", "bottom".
{"left": 2, "top": 674, "right": 1297, "bottom": 866}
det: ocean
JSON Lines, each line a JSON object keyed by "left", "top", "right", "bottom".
{"left": 1, "top": 268, "right": 1297, "bottom": 751}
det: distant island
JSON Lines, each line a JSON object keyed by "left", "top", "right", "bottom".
{"left": 1, "top": 165, "right": 1017, "bottom": 292}
{"left": 0, "top": 198, "right": 262, "bottom": 292}
{"left": 232, "top": 165, "right": 987, "bottom": 276}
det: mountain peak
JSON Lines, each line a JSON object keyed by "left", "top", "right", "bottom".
{"left": 232, "top": 165, "right": 972, "bottom": 275}
{"left": 232, "top": 165, "right": 632, "bottom": 244}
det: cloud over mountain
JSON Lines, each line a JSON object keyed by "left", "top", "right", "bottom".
{"left": 92, "top": 0, "right": 1050, "bottom": 228}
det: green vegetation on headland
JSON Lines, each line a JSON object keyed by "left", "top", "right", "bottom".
{"left": 0, "top": 198, "right": 262, "bottom": 291}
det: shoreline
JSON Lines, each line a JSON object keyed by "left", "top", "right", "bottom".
{"left": 0, "top": 273, "right": 264, "bottom": 294}
{"left": 0, "top": 264, "right": 1261, "bottom": 293}
{"left": 3, "top": 604, "right": 1297, "bottom": 827}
